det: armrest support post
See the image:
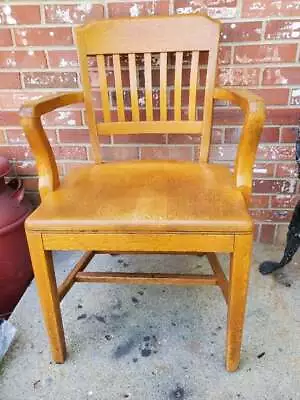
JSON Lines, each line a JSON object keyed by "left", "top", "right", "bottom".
{"left": 20, "top": 92, "right": 84, "bottom": 200}
{"left": 214, "top": 88, "right": 265, "bottom": 205}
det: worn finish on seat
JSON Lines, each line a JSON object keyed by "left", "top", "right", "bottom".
{"left": 27, "top": 161, "right": 252, "bottom": 233}
{"left": 20, "top": 15, "right": 265, "bottom": 372}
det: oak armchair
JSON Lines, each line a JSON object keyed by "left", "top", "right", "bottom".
{"left": 20, "top": 15, "right": 265, "bottom": 372}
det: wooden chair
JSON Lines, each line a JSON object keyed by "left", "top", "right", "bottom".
{"left": 20, "top": 15, "right": 265, "bottom": 372}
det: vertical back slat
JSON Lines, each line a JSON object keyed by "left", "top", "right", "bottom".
{"left": 128, "top": 53, "right": 139, "bottom": 122}
{"left": 76, "top": 35, "right": 101, "bottom": 162}
{"left": 188, "top": 51, "right": 199, "bottom": 121}
{"left": 113, "top": 54, "right": 125, "bottom": 122}
{"left": 200, "top": 48, "right": 218, "bottom": 162}
{"left": 160, "top": 52, "right": 167, "bottom": 121}
{"left": 144, "top": 53, "right": 153, "bottom": 121}
{"left": 97, "top": 55, "right": 111, "bottom": 123}
{"left": 174, "top": 51, "right": 183, "bottom": 121}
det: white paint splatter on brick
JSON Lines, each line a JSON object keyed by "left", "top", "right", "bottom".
{"left": 253, "top": 167, "right": 268, "bottom": 174}
{"left": 138, "top": 96, "right": 146, "bottom": 107}
{"left": 6, "top": 57, "right": 17, "bottom": 67}
{"left": 177, "top": 2, "right": 237, "bottom": 18}
{"left": 274, "top": 69, "right": 288, "bottom": 84}
{"left": 77, "top": 2, "right": 92, "bottom": 14}
{"left": 249, "top": 2, "right": 265, "bottom": 12}
{"left": 1, "top": 5, "right": 17, "bottom": 24}
{"left": 18, "top": 161, "right": 34, "bottom": 169}
{"left": 130, "top": 4, "right": 140, "bottom": 17}
{"left": 54, "top": 6, "right": 73, "bottom": 24}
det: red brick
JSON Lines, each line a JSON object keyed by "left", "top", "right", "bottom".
{"left": 0, "top": 111, "right": 19, "bottom": 126}
{"left": 212, "top": 128, "right": 223, "bottom": 144}
{"left": 224, "top": 127, "right": 279, "bottom": 144}
{"left": 250, "top": 209, "right": 293, "bottom": 223}
{"left": 0, "top": 51, "right": 47, "bottom": 69}
{"left": 47, "top": 50, "right": 79, "bottom": 68}
{"left": 213, "top": 108, "right": 244, "bottom": 125}
{"left": 281, "top": 127, "right": 297, "bottom": 143}
{"left": 271, "top": 194, "right": 298, "bottom": 209}
{"left": 263, "top": 68, "right": 299, "bottom": 85}
{"left": 22, "top": 177, "right": 39, "bottom": 191}
{"left": 242, "top": 0, "right": 300, "bottom": 17}
{"left": 0, "top": 145, "right": 32, "bottom": 160}
{"left": 15, "top": 27, "right": 73, "bottom": 46}
{"left": 175, "top": 0, "right": 238, "bottom": 19}
{"left": 221, "top": 22, "right": 262, "bottom": 42}
{"left": 260, "top": 224, "right": 276, "bottom": 244}
{"left": 253, "top": 179, "right": 296, "bottom": 194}
{"left": 114, "top": 134, "right": 166, "bottom": 144}
{"left": 252, "top": 88, "right": 289, "bottom": 106}
{"left": 83, "top": 110, "right": 132, "bottom": 125}
{"left": 217, "top": 67, "right": 260, "bottom": 86}
{"left": 23, "top": 72, "right": 78, "bottom": 89}
{"left": 0, "top": 92, "right": 48, "bottom": 110}
{"left": 101, "top": 146, "right": 139, "bottom": 161}
{"left": 7, "top": 128, "right": 57, "bottom": 144}
{"left": 108, "top": 2, "right": 169, "bottom": 17}
{"left": 266, "top": 108, "right": 299, "bottom": 125}
{"left": 169, "top": 89, "right": 204, "bottom": 107}
{"left": 168, "top": 134, "right": 200, "bottom": 144}
{"left": 290, "top": 88, "right": 300, "bottom": 105}
{"left": 14, "top": 160, "right": 37, "bottom": 176}
{"left": 257, "top": 145, "right": 294, "bottom": 161}
{"left": 140, "top": 146, "right": 193, "bottom": 161}
{"left": 265, "top": 20, "right": 300, "bottom": 40}
{"left": 253, "top": 163, "right": 275, "bottom": 177}
{"left": 0, "top": 72, "right": 21, "bottom": 89}
{"left": 276, "top": 163, "right": 298, "bottom": 178}
{"left": 0, "top": 5, "right": 40, "bottom": 24}
{"left": 44, "top": 4, "right": 104, "bottom": 24}
{"left": 42, "top": 110, "right": 82, "bottom": 127}
{"left": 0, "top": 29, "right": 12, "bottom": 46}
{"left": 209, "top": 144, "right": 236, "bottom": 161}
{"left": 53, "top": 146, "right": 87, "bottom": 160}
{"left": 218, "top": 46, "right": 231, "bottom": 65}
{"left": 260, "top": 127, "right": 280, "bottom": 143}
{"left": 250, "top": 195, "right": 269, "bottom": 208}
{"left": 177, "top": 128, "right": 223, "bottom": 146}
{"left": 59, "top": 128, "right": 110, "bottom": 144}
{"left": 234, "top": 44, "right": 297, "bottom": 64}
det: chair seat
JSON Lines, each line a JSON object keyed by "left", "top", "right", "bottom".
{"left": 26, "top": 161, "right": 253, "bottom": 233}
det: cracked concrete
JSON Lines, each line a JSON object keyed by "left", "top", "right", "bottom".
{"left": 0, "top": 244, "right": 299, "bottom": 400}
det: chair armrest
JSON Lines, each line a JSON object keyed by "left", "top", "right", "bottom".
{"left": 214, "top": 87, "right": 265, "bottom": 205}
{"left": 20, "top": 92, "right": 84, "bottom": 200}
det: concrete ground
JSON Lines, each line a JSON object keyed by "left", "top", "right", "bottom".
{"left": 0, "top": 244, "right": 299, "bottom": 400}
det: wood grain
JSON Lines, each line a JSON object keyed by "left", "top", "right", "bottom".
{"left": 75, "top": 272, "right": 218, "bottom": 285}
{"left": 26, "top": 231, "right": 66, "bottom": 363}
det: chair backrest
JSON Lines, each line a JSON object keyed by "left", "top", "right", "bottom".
{"left": 75, "top": 15, "right": 220, "bottom": 163}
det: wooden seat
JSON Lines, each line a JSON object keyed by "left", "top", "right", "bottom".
{"left": 27, "top": 161, "right": 252, "bottom": 233}
{"left": 20, "top": 15, "right": 265, "bottom": 372}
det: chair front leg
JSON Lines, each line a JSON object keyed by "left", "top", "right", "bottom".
{"left": 26, "top": 231, "right": 66, "bottom": 363}
{"left": 226, "top": 234, "right": 252, "bottom": 372}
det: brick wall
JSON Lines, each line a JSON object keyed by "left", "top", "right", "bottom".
{"left": 0, "top": 0, "right": 299, "bottom": 245}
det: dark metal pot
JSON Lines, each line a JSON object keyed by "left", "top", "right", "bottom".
{"left": 0, "top": 157, "right": 33, "bottom": 319}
